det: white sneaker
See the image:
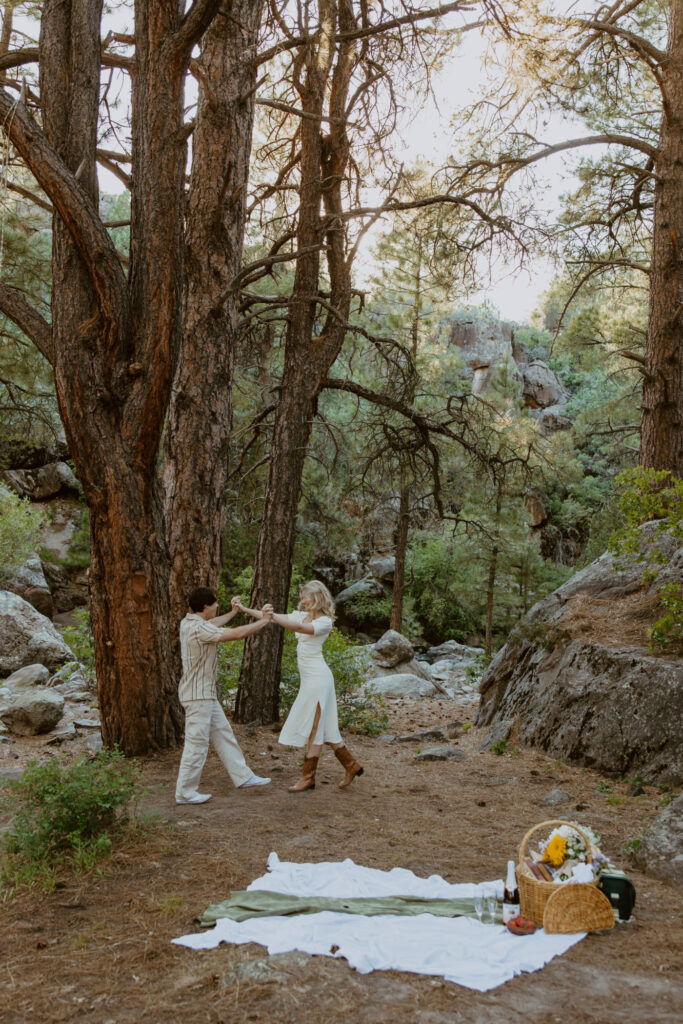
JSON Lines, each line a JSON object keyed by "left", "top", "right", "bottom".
{"left": 239, "top": 775, "right": 271, "bottom": 788}
{"left": 176, "top": 793, "right": 212, "bottom": 804}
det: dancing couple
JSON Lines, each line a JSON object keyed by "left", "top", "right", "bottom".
{"left": 175, "top": 580, "right": 363, "bottom": 804}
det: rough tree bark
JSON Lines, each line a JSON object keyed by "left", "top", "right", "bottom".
{"left": 0, "top": 0, "right": 224, "bottom": 753}
{"left": 641, "top": 1, "right": 683, "bottom": 476}
{"left": 235, "top": 0, "right": 356, "bottom": 722}
{"left": 164, "top": 1, "right": 264, "bottom": 624}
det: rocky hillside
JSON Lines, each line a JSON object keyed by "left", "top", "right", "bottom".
{"left": 476, "top": 526, "right": 683, "bottom": 785}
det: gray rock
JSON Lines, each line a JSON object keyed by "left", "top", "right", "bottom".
{"left": 368, "top": 673, "right": 438, "bottom": 699}
{"left": 83, "top": 731, "right": 103, "bottom": 752}
{"left": 542, "top": 788, "right": 574, "bottom": 806}
{"left": 0, "top": 591, "right": 75, "bottom": 675}
{"left": 74, "top": 717, "right": 101, "bottom": 728}
{"left": 221, "top": 953, "right": 311, "bottom": 988}
{"left": 367, "top": 555, "right": 396, "bottom": 582}
{"left": 478, "top": 719, "right": 513, "bottom": 752}
{"left": 290, "top": 835, "right": 317, "bottom": 847}
{"left": 399, "top": 727, "right": 448, "bottom": 743}
{"left": 0, "top": 688, "right": 65, "bottom": 735}
{"left": 633, "top": 793, "right": 683, "bottom": 889}
{"left": 535, "top": 404, "right": 573, "bottom": 434}
{"left": 415, "top": 746, "right": 467, "bottom": 762}
{"left": 366, "top": 654, "right": 434, "bottom": 684}
{"left": 372, "top": 629, "right": 415, "bottom": 668}
{"left": 5, "top": 554, "right": 53, "bottom": 618}
{"left": 334, "top": 576, "right": 385, "bottom": 606}
{"left": 3, "top": 663, "right": 51, "bottom": 689}
{"left": 421, "top": 640, "right": 483, "bottom": 666}
{"left": 1, "top": 461, "right": 80, "bottom": 500}
{"left": 521, "top": 361, "right": 567, "bottom": 409}
{"left": 45, "top": 719, "right": 77, "bottom": 744}
{"left": 477, "top": 526, "right": 683, "bottom": 784}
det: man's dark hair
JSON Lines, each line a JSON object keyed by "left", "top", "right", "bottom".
{"left": 189, "top": 587, "right": 217, "bottom": 613}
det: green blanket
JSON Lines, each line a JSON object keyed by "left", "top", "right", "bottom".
{"left": 198, "top": 890, "right": 500, "bottom": 927}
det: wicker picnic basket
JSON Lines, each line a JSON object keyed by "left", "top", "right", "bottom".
{"left": 518, "top": 819, "right": 599, "bottom": 927}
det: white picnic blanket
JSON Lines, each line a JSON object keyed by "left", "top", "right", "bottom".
{"left": 173, "top": 852, "right": 585, "bottom": 992}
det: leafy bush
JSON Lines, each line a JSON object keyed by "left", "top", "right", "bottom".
{"left": 0, "top": 483, "right": 47, "bottom": 582}
{"left": 609, "top": 467, "right": 683, "bottom": 649}
{"left": 0, "top": 750, "right": 140, "bottom": 892}
{"left": 59, "top": 507, "right": 91, "bottom": 569}
{"left": 61, "top": 607, "right": 96, "bottom": 677}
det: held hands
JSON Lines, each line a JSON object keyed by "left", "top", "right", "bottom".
{"left": 231, "top": 595, "right": 246, "bottom": 612}
{"left": 260, "top": 604, "right": 274, "bottom": 622}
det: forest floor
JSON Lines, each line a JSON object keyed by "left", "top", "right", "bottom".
{"left": 1, "top": 695, "right": 682, "bottom": 1024}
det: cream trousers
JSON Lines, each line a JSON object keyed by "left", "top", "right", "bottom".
{"left": 175, "top": 699, "right": 252, "bottom": 800}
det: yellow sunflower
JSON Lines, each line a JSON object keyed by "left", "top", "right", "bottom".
{"left": 543, "top": 835, "right": 567, "bottom": 867}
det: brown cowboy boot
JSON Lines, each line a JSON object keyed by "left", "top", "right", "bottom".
{"left": 288, "top": 756, "right": 318, "bottom": 792}
{"left": 334, "top": 746, "right": 364, "bottom": 788}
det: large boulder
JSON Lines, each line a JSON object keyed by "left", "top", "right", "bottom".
{"left": 368, "top": 673, "right": 438, "bottom": 699}
{"left": 0, "top": 591, "right": 75, "bottom": 676}
{"left": 371, "top": 629, "right": 414, "bottom": 668}
{"left": 3, "top": 663, "right": 51, "bottom": 689}
{"left": 633, "top": 794, "right": 683, "bottom": 889}
{"left": 1, "top": 461, "right": 80, "bottom": 501}
{"left": 5, "top": 554, "right": 53, "bottom": 618}
{"left": 367, "top": 555, "right": 395, "bottom": 582}
{"left": 366, "top": 629, "right": 434, "bottom": 683}
{"left": 334, "top": 576, "right": 385, "bottom": 607}
{"left": 477, "top": 528, "right": 683, "bottom": 784}
{"left": 0, "top": 688, "right": 65, "bottom": 735}
{"left": 520, "top": 361, "right": 568, "bottom": 409}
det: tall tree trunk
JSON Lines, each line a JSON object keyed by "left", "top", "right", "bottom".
{"left": 390, "top": 233, "right": 422, "bottom": 631}
{"left": 390, "top": 479, "right": 410, "bottom": 631}
{"left": 164, "top": 0, "right": 263, "bottom": 624}
{"left": 36, "top": 0, "right": 195, "bottom": 753}
{"left": 235, "top": 0, "right": 356, "bottom": 723}
{"left": 641, "top": 2, "right": 683, "bottom": 475}
{"left": 484, "top": 487, "right": 502, "bottom": 657}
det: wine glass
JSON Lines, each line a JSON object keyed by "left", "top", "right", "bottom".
{"left": 474, "top": 894, "right": 484, "bottom": 924}
{"left": 485, "top": 887, "right": 498, "bottom": 924}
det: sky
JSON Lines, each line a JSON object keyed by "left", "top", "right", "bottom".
{"left": 10, "top": 2, "right": 578, "bottom": 324}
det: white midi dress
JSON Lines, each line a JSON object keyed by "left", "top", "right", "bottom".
{"left": 278, "top": 612, "right": 343, "bottom": 748}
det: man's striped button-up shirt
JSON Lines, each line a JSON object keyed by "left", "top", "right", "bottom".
{"left": 178, "top": 613, "right": 223, "bottom": 702}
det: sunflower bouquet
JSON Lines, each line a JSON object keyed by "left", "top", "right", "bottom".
{"left": 523, "top": 822, "right": 611, "bottom": 884}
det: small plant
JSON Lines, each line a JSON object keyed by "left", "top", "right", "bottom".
{"left": 61, "top": 608, "right": 96, "bottom": 681}
{"left": 622, "top": 837, "right": 641, "bottom": 855}
{"left": 606, "top": 794, "right": 628, "bottom": 806}
{"left": 597, "top": 780, "right": 612, "bottom": 793}
{"left": 0, "top": 749, "right": 140, "bottom": 893}
{"left": 0, "top": 483, "right": 47, "bottom": 582}
{"left": 658, "top": 791, "right": 678, "bottom": 808}
{"left": 491, "top": 739, "right": 508, "bottom": 755}
{"left": 59, "top": 508, "right": 91, "bottom": 570}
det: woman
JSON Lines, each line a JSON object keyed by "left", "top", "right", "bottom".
{"left": 235, "top": 581, "right": 364, "bottom": 792}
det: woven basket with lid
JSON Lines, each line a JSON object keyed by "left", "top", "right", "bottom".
{"left": 518, "top": 819, "right": 599, "bottom": 926}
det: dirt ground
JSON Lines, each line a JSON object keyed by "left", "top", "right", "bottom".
{"left": 1, "top": 695, "right": 682, "bottom": 1024}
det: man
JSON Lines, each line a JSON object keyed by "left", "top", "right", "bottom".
{"left": 175, "top": 586, "right": 272, "bottom": 805}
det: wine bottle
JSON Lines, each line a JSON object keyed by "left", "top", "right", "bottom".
{"left": 502, "top": 860, "right": 520, "bottom": 923}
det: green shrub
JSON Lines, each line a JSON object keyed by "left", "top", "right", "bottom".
{"left": 609, "top": 467, "right": 683, "bottom": 649}
{"left": 0, "top": 483, "right": 47, "bottom": 582}
{"left": 0, "top": 750, "right": 140, "bottom": 893}
{"left": 59, "top": 507, "right": 91, "bottom": 569}
{"left": 61, "top": 607, "right": 96, "bottom": 677}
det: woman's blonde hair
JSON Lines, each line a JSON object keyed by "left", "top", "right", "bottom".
{"left": 299, "top": 580, "right": 336, "bottom": 621}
